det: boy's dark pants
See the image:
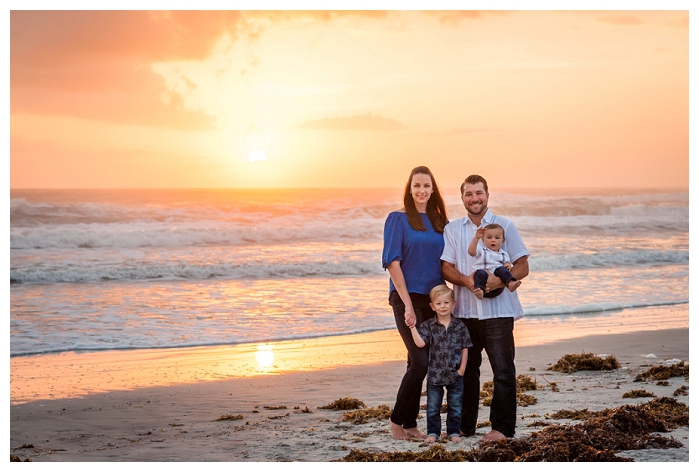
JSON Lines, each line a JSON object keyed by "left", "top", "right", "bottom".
{"left": 426, "top": 379, "right": 464, "bottom": 438}
{"left": 460, "top": 317, "right": 517, "bottom": 438}
{"left": 473, "top": 266, "right": 516, "bottom": 299}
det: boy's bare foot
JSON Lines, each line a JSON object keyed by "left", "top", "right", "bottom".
{"left": 507, "top": 280, "right": 521, "bottom": 292}
{"left": 424, "top": 435, "right": 437, "bottom": 444}
{"left": 481, "top": 430, "right": 507, "bottom": 443}
{"left": 473, "top": 288, "right": 484, "bottom": 299}
{"left": 450, "top": 435, "right": 462, "bottom": 443}
{"left": 389, "top": 420, "right": 410, "bottom": 440}
{"left": 404, "top": 427, "right": 427, "bottom": 440}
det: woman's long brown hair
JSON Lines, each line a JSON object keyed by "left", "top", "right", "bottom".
{"left": 402, "top": 166, "right": 448, "bottom": 233}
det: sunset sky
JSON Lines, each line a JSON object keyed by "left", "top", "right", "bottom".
{"left": 9, "top": 8, "right": 690, "bottom": 189}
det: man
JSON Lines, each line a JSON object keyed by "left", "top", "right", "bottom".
{"left": 440, "top": 175, "right": 530, "bottom": 442}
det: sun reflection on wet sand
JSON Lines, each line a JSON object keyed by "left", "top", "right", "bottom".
{"left": 10, "top": 304, "right": 687, "bottom": 405}
{"left": 255, "top": 344, "right": 274, "bottom": 370}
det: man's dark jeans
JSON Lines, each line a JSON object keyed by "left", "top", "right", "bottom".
{"left": 426, "top": 379, "right": 463, "bottom": 438}
{"left": 473, "top": 266, "right": 516, "bottom": 299}
{"left": 460, "top": 317, "right": 516, "bottom": 437}
{"left": 389, "top": 290, "right": 436, "bottom": 429}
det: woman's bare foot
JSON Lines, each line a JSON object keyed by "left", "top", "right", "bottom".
{"left": 450, "top": 435, "right": 462, "bottom": 443}
{"left": 404, "top": 427, "right": 428, "bottom": 440}
{"left": 424, "top": 435, "right": 437, "bottom": 444}
{"left": 481, "top": 430, "right": 507, "bottom": 443}
{"left": 473, "top": 288, "right": 484, "bottom": 299}
{"left": 389, "top": 420, "right": 410, "bottom": 440}
{"left": 507, "top": 280, "right": 521, "bottom": 292}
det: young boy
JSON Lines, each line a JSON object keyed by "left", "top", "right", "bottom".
{"left": 468, "top": 223, "right": 522, "bottom": 299}
{"left": 410, "top": 284, "right": 472, "bottom": 443}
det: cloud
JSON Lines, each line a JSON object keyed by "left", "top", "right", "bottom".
{"left": 298, "top": 113, "right": 405, "bottom": 131}
{"left": 426, "top": 128, "right": 493, "bottom": 136}
{"left": 11, "top": 11, "right": 241, "bottom": 129}
{"left": 426, "top": 11, "right": 508, "bottom": 25}
{"left": 595, "top": 14, "right": 643, "bottom": 26}
{"left": 666, "top": 15, "right": 689, "bottom": 30}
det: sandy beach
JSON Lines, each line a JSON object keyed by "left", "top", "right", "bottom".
{"left": 10, "top": 323, "right": 689, "bottom": 462}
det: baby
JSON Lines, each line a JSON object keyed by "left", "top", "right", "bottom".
{"left": 468, "top": 223, "right": 521, "bottom": 299}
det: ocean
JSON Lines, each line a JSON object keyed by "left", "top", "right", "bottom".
{"left": 9, "top": 187, "right": 689, "bottom": 357}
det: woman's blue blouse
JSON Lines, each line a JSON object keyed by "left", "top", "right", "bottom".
{"left": 382, "top": 211, "right": 445, "bottom": 298}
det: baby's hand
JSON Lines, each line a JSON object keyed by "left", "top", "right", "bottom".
{"left": 475, "top": 227, "right": 486, "bottom": 239}
{"left": 503, "top": 262, "right": 513, "bottom": 270}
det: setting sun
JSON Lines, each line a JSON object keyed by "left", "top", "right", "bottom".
{"left": 248, "top": 150, "right": 268, "bottom": 162}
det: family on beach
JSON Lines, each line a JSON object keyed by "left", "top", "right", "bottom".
{"left": 382, "top": 168, "right": 529, "bottom": 444}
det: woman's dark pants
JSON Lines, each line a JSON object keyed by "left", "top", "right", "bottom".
{"left": 460, "top": 317, "right": 517, "bottom": 437}
{"left": 389, "top": 291, "right": 436, "bottom": 429}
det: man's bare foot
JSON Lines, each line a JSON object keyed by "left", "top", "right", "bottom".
{"left": 481, "top": 430, "right": 507, "bottom": 443}
{"left": 424, "top": 435, "right": 437, "bottom": 444}
{"left": 450, "top": 435, "right": 462, "bottom": 443}
{"left": 389, "top": 420, "right": 410, "bottom": 440}
{"left": 404, "top": 427, "right": 428, "bottom": 440}
{"left": 507, "top": 280, "right": 521, "bottom": 292}
{"left": 473, "top": 288, "right": 484, "bottom": 299}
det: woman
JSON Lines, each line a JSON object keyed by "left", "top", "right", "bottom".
{"left": 382, "top": 166, "right": 449, "bottom": 440}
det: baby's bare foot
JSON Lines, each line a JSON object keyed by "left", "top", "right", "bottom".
{"left": 473, "top": 288, "right": 484, "bottom": 300}
{"left": 450, "top": 435, "right": 462, "bottom": 443}
{"left": 424, "top": 435, "right": 437, "bottom": 444}
{"left": 508, "top": 280, "right": 521, "bottom": 292}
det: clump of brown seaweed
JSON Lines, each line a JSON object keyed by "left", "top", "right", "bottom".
{"left": 215, "top": 414, "right": 243, "bottom": 421}
{"left": 339, "top": 444, "right": 471, "bottom": 462}
{"left": 547, "top": 353, "right": 620, "bottom": 373}
{"left": 673, "top": 385, "right": 688, "bottom": 397}
{"left": 546, "top": 408, "right": 605, "bottom": 421}
{"left": 481, "top": 375, "right": 539, "bottom": 407}
{"left": 622, "top": 389, "right": 656, "bottom": 399}
{"left": 341, "top": 405, "right": 392, "bottom": 424}
{"left": 339, "top": 397, "right": 688, "bottom": 462}
{"left": 319, "top": 398, "right": 366, "bottom": 410}
{"left": 634, "top": 362, "right": 689, "bottom": 382}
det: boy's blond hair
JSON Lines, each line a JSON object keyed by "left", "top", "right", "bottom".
{"left": 429, "top": 284, "right": 455, "bottom": 303}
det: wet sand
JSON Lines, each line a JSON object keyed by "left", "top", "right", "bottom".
{"left": 9, "top": 323, "right": 689, "bottom": 462}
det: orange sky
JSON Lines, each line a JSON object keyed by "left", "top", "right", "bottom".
{"left": 9, "top": 10, "right": 689, "bottom": 189}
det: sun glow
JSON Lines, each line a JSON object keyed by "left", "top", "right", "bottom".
{"left": 255, "top": 344, "right": 274, "bottom": 369}
{"left": 248, "top": 150, "right": 267, "bottom": 162}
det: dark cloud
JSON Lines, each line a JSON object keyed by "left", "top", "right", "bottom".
{"left": 298, "top": 113, "right": 405, "bottom": 131}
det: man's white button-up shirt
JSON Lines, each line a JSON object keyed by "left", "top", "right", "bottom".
{"left": 441, "top": 209, "right": 529, "bottom": 320}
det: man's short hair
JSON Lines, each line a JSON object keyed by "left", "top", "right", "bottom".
{"left": 460, "top": 175, "right": 489, "bottom": 195}
{"left": 429, "top": 284, "right": 455, "bottom": 302}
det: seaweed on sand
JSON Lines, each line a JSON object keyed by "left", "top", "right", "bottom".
{"left": 339, "top": 397, "right": 688, "bottom": 462}
{"left": 319, "top": 398, "right": 366, "bottom": 410}
{"left": 481, "top": 375, "right": 539, "bottom": 407}
{"left": 215, "top": 414, "right": 243, "bottom": 421}
{"left": 634, "top": 362, "right": 689, "bottom": 382}
{"left": 622, "top": 389, "right": 656, "bottom": 399}
{"left": 546, "top": 408, "right": 606, "bottom": 421}
{"left": 339, "top": 444, "right": 471, "bottom": 462}
{"left": 547, "top": 353, "right": 620, "bottom": 373}
{"left": 342, "top": 405, "right": 392, "bottom": 425}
